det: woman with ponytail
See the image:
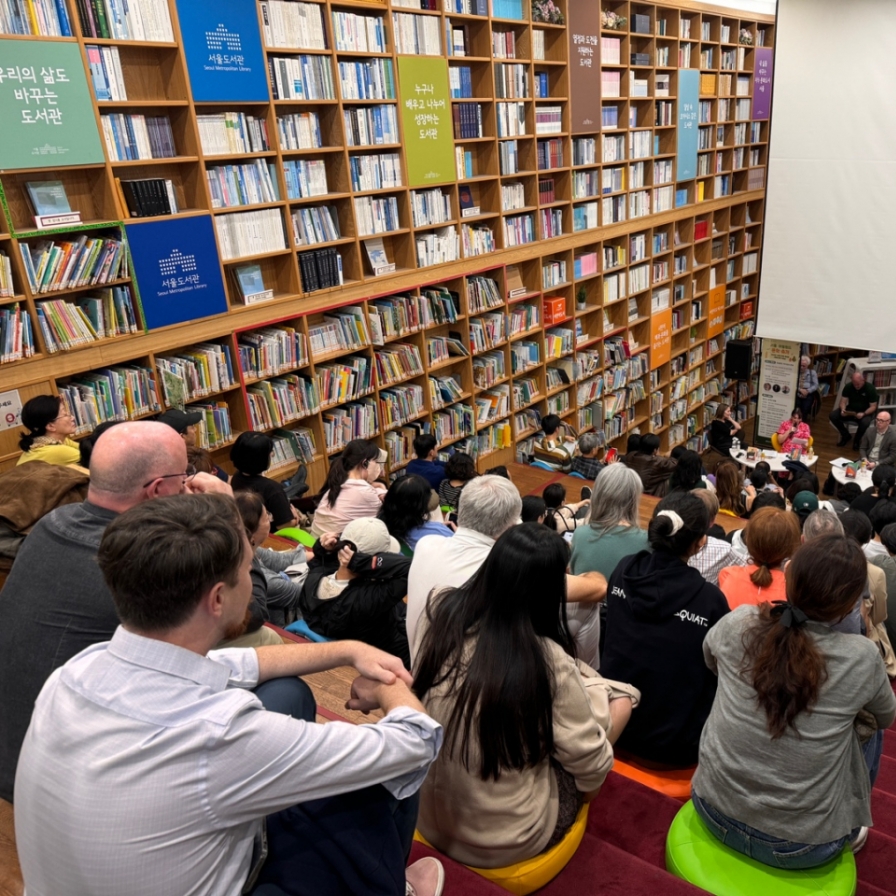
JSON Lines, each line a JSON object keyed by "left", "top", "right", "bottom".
{"left": 16, "top": 395, "right": 80, "bottom": 467}
{"left": 693, "top": 535, "right": 896, "bottom": 868}
{"left": 718, "top": 507, "right": 801, "bottom": 609}
{"left": 310, "top": 439, "right": 388, "bottom": 537}
{"left": 601, "top": 491, "right": 730, "bottom": 767}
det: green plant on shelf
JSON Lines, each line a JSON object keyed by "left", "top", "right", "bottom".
{"left": 601, "top": 9, "right": 626, "bottom": 30}
{"left": 576, "top": 286, "right": 587, "bottom": 310}
{"left": 738, "top": 28, "right": 753, "bottom": 45}
{"left": 533, "top": 0, "right": 564, "bottom": 25}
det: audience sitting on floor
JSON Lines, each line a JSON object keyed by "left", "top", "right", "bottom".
{"left": 407, "top": 475, "right": 606, "bottom": 665}
{"left": 743, "top": 467, "right": 785, "bottom": 515}
{"left": 835, "top": 511, "right": 883, "bottom": 637}
{"left": 569, "top": 432, "right": 606, "bottom": 480}
{"left": 77, "top": 420, "right": 121, "bottom": 469}
{"left": 621, "top": 433, "right": 677, "bottom": 497}
{"left": 830, "top": 480, "right": 863, "bottom": 513}
{"left": 569, "top": 464, "right": 648, "bottom": 581}
{"left": 730, "top": 490, "right": 786, "bottom": 560}
{"left": 708, "top": 403, "right": 742, "bottom": 455}
{"left": 776, "top": 408, "right": 812, "bottom": 453}
{"left": 309, "top": 440, "right": 387, "bottom": 537}
{"left": 851, "top": 465, "right": 896, "bottom": 518}
{"left": 0, "top": 420, "right": 231, "bottom": 804}
{"left": 620, "top": 432, "right": 642, "bottom": 466}
{"left": 871, "top": 522, "right": 896, "bottom": 648}
{"left": 484, "top": 464, "right": 511, "bottom": 479}
{"left": 405, "top": 434, "right": 447, "bottom": 490}
{"left": 14, "top": 493, "right": 445, "bottom": 896}
{"left": 520, "top": 494, "right": 547, "bottom": 523}
{"left": 231, "top": 432, "right": 300, "bottom": 531}
{"left": 378, "top": 474, "right": 453, "bottom": 552}
{"left": 532, "top": 414, "right": 578, "bottom": 472}
{"left": 437, "top": 451, "right": 477, "bottom": 511}
{"left": 413, "top": 523, "right": 637, "bottom": 871}
{"left": 692, "top": 535, "right": 896, "bottom": 869}
{"left": 667, "top": 449, "right": 714, "bottom": 494}
{"left": 866, "top": 500, "right": 896, "bottom": 561}
{"left": 714, "top": 461, "right": 747, "bottom": 518}
{"left": 542, "top": 482, "right": 589, "bottom": 534}
{"left": 300, "top": 517, "right": 412, "bottom": 666}
{"left": 790, "top": 490, "right": 821, "bottom": 529}
{"left": 718, "top": 508, "right": 801, "bottom": 609}
{"left": 601, "top": 491, "right": 729, "bottom": 768}
{"left": 234, "top": 490, "right": 308, "bottom": 629}
{"left": 687, "top": 490, "right": 746, "bottom": 587}
{"left": 155, "top": 408, "right": 230, "bottom": 482}
{"left": 831, "top": 369, "right": 879, "bottom": 449}
{"left": 860, "top": 412, "right": 896, "bottom": 468}
{"left": 16, "top": 395, "right": 80, "bottom": 468}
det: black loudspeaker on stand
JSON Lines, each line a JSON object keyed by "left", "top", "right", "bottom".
{"left": 724, "top": 339, "right": 753, "bottom": 381}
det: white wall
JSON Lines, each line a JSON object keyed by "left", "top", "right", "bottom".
{"left": 756, "top": 0, "right": 896, "bottom": 352}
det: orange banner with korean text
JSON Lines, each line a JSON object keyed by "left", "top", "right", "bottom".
{"left": 707, "top": 285, "right": 726, "bottom": 338}
{"left": 650, "top": 307, "right": 672, "bottom": 369}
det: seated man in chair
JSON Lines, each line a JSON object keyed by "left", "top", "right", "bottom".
{"left": 830, "top": 370, "right": 879, "bottom": 450}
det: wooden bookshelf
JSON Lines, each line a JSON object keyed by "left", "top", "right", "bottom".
{"left": 0, "top": 0, "right": 774, "bottom": 474}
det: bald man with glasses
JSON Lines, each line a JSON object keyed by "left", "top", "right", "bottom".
{"left": 0, "top": 421, "right": 232, "bottom": 804}
{"left": 860, "top": 412, "right": 896, "bottom": 469}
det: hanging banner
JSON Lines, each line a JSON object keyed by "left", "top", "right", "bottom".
{"left": 752, "top": 48, "right": 773, "bottom": 120}
{"left": 126, "top": 216, "right": 228, "bottom": 330}
{"left": 756, "top": 337, "right": 800, "bottom": 441}
{"left": 175, "top": 0, "right": 269, "bottom": 102}
{"left": 397, "top": 56, "right": 456, "bottom": 187}
{"left": 567, "top": 0, "right": 601, "bottom": 133}
{"left": 650, "top": 307, "right": 672, "bottom": 369}
{"left": 707, "top": 285, "right": 726, "bottom": 338}
{"left": 0, "top": 40, "right": 104, "bottom": 170}
{"left": 676, "top": 69, "right": 699, "bottom": 182}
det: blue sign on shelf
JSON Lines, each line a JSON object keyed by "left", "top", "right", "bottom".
{"left": 175, "top": 0, "right": 269, "bottom": 102}
{"left": 127, "top": 216, "right": 228, "bottom": 330}
{"left": 676, "top": 69, "right": 699, "bottom": 183}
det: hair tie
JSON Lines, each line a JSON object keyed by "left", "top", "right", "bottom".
{"left": 771, "top": 600, "right": 808, "bottom": 629}
{"left": 657, "top": 510, "right": 684, "bottom": 534}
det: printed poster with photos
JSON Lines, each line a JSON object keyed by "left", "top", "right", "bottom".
{"left": 756, "top": 337, "right": 800, "bottom": 442}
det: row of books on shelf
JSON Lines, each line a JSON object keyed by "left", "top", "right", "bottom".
{"left": 317, "top": 356, "right": 372, "bottom": 406}
{"left": 85, "top": 45, "right": 126, "bottom": 102}
{"left": 261, "top": 0, "right": 327, "bottom": 51}
{"left": 269, "top": 55, "right": 336, "bottom": 101}
{"left": 270, "top": 427, "right": 317, "bottom": 467}
{"left": 74, "top": 0, "right": 172, "bottom": 40}
{"left": 380, "top": 383, "right": 426, "bottom": 428}
{"left": 392, "top": 11, "right": 441, "bottom": 55}
{"left": 345, "top": 105, "right": 400, "bottom": 148}
{"left": 37, "top": 286, "right": 139, "bottom": 352}
{"left": 19, "top": 234, "right": 127, "bottom": 295}
{"left": 156, "top": 342, "right": 236, "bottom": 405}
{"left": 0, "top": 303, "right": 34, "bottom": 363}
{"left": 198, "top": 112, "right": 271, "bottom": 156}
{"left": 118, "top": 178, "right": 180, "bottom": 218}
{"left": 248, "top": 375, "right": 319, "bottom": 430}
{"left": 59, "top": 366, "right": 160, "bottom": 432}
{"left": 100, "top": 113, "right": 176, "bottom": 162}
{"left": 206, "top": 161, "right": 279, "bottom": 211}
{"left": 0, "top": 252, "right": 15, "bottom": 298}
{"left": 299, "top": 248, "right": 344, "bottom": 293}
{"left": 452, "top": 104, "right": 483, "bottom": 140}
{"left": 239, "top": 327, "right": 308, "bottom": 379}
{"left": 323, "top": 398, "right": 379, "bottom": 452}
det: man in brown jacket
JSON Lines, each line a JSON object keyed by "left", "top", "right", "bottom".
{"left": 621, "top": 433, "right": 677, "bottom": 497}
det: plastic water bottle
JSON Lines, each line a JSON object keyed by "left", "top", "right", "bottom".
{"left": 732, "top": 437, "right": 740, "bottom": 454}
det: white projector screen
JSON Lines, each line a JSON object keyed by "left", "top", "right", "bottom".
{"left": 756, "top": 0, "right": 896, "bottom": 353}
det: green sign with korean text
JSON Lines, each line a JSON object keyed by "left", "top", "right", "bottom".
{"left": 0, "top": 40, "right": 105, "bottom": 170}
{"left": 397, "top": 56, "right": 456, "bottom": 187}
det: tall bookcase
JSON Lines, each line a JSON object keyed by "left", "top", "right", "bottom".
{"left": 0, "top": 0, "right": 774, "bottom": 489}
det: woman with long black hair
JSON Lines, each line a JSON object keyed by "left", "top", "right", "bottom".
{"left": 413, "top": 523, "right": 637, "bottom": 870}
{"left": 692, "top": 535, "right": 896, "bottom": 868}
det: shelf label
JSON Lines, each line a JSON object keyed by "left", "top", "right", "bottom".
{"left": 0, "top": 41, "right": 104, "bottom": 170}
{"left": 397, "top": 57, "right": 456, "bottom": 187}
{"left": 175, "top": 0, "right": 269, "bottom": 102}
{"left": 126, "top": 216, "right": 228, "bottom": 330}
{"left": 568, "top": 0, "right": 601, "bottom": 133}
{"left": 649, "top": 307, "right": 672, "bottom": 369}
{"left": 0, "top": 390, "right": 23, "bottom": 433}
{"left": 676, "top": 69, "right": 699, "bottom": 182}
{"left": 752, "top": 48, "right": 773, "bottom": 120}
{"left": 707, "top": 285, "right": 726, "bottom": 338}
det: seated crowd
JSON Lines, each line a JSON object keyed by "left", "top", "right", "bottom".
{"left": 3, "top": 391, "right": 896, "bottom": 896}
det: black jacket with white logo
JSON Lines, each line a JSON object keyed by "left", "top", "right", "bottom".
{"left": 602, "top": 550, "right": 729, "bottom": 766}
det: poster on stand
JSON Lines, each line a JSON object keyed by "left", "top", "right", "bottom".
{"left": 755, "top": 337, "right": 800, "bottom": 442}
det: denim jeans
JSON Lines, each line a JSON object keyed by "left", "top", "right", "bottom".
{"left": 863, "top": 728, "right": 885, "bottom": 788}
{"left": 691, "top": 793, "right": 853, "bottom": 870}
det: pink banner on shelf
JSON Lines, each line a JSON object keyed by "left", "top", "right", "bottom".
{"left": 752, "top": 48, "right": 774, "bottom": 120}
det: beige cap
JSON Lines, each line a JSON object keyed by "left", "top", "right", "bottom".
{"left": 341, "top": 517, "right": 400, "bottom": 555}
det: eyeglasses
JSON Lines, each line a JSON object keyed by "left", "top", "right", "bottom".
{"left": 52, "top": 412, "right": 75, "bottom": 421}
{"left": 142, "top": 464, "right": 198, "bottom": 489}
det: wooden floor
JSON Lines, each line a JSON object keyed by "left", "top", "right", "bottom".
{"left": 0, "top": 395, "right": 855, "bottom": 894}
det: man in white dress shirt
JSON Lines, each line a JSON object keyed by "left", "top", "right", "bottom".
{"left": 15, "top": 493, "right": 445, "bottom": 896}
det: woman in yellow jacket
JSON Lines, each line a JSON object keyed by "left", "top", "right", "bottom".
{"left": 17, "top": 395, "right": 80, "bottom": 467}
